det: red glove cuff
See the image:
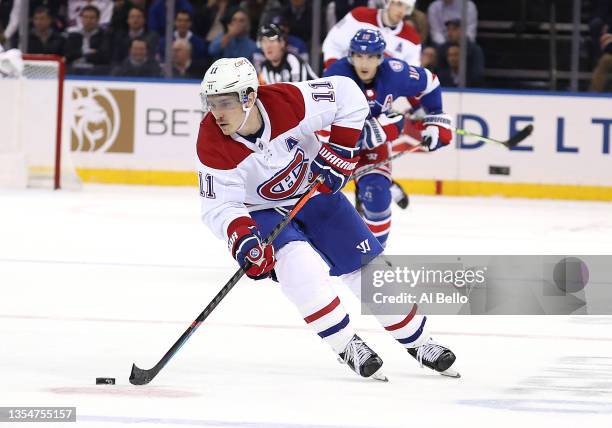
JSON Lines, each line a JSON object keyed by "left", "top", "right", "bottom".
{"left": 227, "top": 216, "right": 257, "bottom": 255}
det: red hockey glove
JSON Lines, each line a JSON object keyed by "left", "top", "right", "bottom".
{"left": 227, "top": 217, "right": 275, "bottom": 280}
{"left": 421, "top": 113, "right": 453, "bottom": 151}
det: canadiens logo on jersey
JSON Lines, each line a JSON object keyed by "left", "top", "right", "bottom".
{"left": 257, "top": 148, "right": 309, "bottom": 201}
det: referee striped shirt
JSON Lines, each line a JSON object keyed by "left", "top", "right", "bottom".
{"left": 259, "top": 52, "right": 318, "bottom": 84}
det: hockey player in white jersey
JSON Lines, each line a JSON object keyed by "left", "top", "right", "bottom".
{"left": 322, "top": 0, "right": 421, "bottom": 69}
{"left": 197, "top": 57, "right": 458, "bottom": 379}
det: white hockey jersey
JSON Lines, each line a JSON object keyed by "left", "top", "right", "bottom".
{"left": 322, "top": 7, "right": 421, "bottom": 68}
{"left": 196, "top": 76, "right": 369, "bottom": 241}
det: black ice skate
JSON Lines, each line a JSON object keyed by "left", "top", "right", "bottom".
{"left": 340, "top": 334, "right": 387, "bottom": 381}
{"left": 390, "top": 180, "right": 409, "bottom": 209}
{"left": 407, "top": 338, "right": 460, "bottom": 378}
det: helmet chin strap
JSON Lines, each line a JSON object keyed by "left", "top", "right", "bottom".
{"left": 236, "top": 101, "right": 254, "bottom": 134}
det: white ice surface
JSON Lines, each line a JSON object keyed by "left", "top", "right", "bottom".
{"left": 1, "top": 185, "right": 612, "bottom": 427}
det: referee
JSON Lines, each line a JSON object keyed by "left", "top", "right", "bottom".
{"left": 257, "top": 24, "right": 318, "bottom": 84}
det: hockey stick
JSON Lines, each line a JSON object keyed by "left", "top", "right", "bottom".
{"left": 130, "top": 144, "right": 419, "bottom": 385}
{"left": 399, "top": 109, "right": 534, "bottom": 149}
{"left": 352, "top": 143, "right": 423, "bottom": 180}
{"left": 129, "top": 176, "right": 325, "bottom": 385}
{"left": 454, "top": 124, "right": 534, "bottom": 149}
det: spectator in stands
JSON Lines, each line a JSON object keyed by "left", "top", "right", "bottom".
{"left": 427, "top": 0, "right": 477, "bottom": 46}
{"left": 436, "top": 18, "right": 483, "bottom": 86}
{"left": 208, "top": 7, "right": 256, "bottom": 62}
{"left": 159, "top": 10, "right": 207, "bottom": 60}
{"left": 27, "top": 6, "right": 65, "bottom": 55}
{"left": 242, "top": 0, "right": 267, "bottom": 40}
{"left": 195, "top": 0, "right": 238, "bottom": 44}
{"left": 32, "top": 1, "right": 65, "bottom": 24}
{"left": 112, "top": 37, "right": 161, "bottom": 77}
{"left": 110, "top": 0, "right": 132, "bottom": 32}
{"left": 34, "top": 0, "right": 67, "bottom": 33}
{"left": 1, "top": 1, "right": 66, "bottom": 47}
{"left": 147, "top": 0, "right": 193, "bottom": 36}
{"left": 67, "top": 0, "right": 114, "bottom": 30}
{"left": 590, "top": 18, "right": 612, "bottom": 92}
{"left": 0, "top": 0, "right": 64, "bottom": 51}
{"left": 65, "top": 5, "right": 112, "bottom": 74}
{"left": 171, "top": 38, "right": 206, "bottom": 79}
{"left": 406, "top": 1, "right": 428, "bottom": 44}
{"left": 589, "top": 1, "right": 612, "bottom": 91}
{"left": 112, "top": 6, "right": 158, "bottom": 64}
{"left": 130, "top": 0, "right": 146, "bottom": 9}
{"left": 589, "top": 0, "right": 611, "bottom": 63}
{"left": 279, "top": 0, "right": 313, "bottom": 45}
{"left": 436, "top": 43, "right": 459, "bottom": 86}
{"left": 420, "top": 45, "right": 437, "bottom": 71}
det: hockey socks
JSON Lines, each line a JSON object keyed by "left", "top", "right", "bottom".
{"left": 342, "top": 269, "right": 430, "bottom": 349}
{"left": 275, "top": 241, "right": 354, "bottom": 353}
{"left": 357, "top": 174, "right": 392, "bottom": 246}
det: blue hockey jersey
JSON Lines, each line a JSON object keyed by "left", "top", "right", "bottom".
{"left": 323, "top": 57, "right": 443, "bottom": 118}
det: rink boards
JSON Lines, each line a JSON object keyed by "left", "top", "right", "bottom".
{"left": 60, "top": 77, "right": 612, "bottom": 200}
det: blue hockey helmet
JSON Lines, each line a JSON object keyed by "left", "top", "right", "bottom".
{"left": 349, "top": 29, "right": 386, "bottom": 63}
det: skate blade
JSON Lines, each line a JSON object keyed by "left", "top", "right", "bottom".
{"left": 371, "top": 370, "right": 389, "bottom": 382}
{"left": 338, "top": 358, "right": 389, "bottom": 381}
{"left": 439, "top": 368, "right": 461, "bottom": 378}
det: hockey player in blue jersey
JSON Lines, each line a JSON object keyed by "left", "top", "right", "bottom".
{"left": 324, "top": 28, "right": 453, "bottom": 247}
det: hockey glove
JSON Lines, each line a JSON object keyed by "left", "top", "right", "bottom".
{"left": 227, "top": 217, "right": 275, "bottom": 280}
{"left": 421, "top": 113, "right": 453, "bottom": 151}
{"left": 310, "top": 142, "right": 359, "bottom": 194}
{"left": 359, "top": 113, "right": 404, "bottom": 150}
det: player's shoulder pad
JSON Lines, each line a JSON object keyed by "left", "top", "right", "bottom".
{"left": 257, "top": 83, "right": 306, "bottom": 139}
{"left": 350, "top": 6, "right": 378, "bottom": 26}
{"left": 323, "top": 57, "right": 353, "bottom": 77}
{"left": 398, "top": 20, "right": 421, "bottom": 44}
{"left": 382, "top": 57, "right": 409, "bottom": 74}
{"left": 197, "top": 113, "right": 253, "bottom": 170}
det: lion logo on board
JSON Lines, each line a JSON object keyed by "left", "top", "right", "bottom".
{"left": 70, "top": 87, "right": 135, "bottom": 153}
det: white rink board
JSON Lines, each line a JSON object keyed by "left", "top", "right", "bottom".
{"left": 0, "top": 78, "right": 59, "bottom": 166}
{"left": 61, "top": 78, "right": 612, "bottom": 187}
{"left": 63, "top": 79, "right": 203, "bottom": 171}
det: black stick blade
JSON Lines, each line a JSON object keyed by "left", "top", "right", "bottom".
{"left": 505, "top": 124, "right": 534, "bottom": 148}
{"left": 129, "top": 363, "right": 156, "bottom": 385}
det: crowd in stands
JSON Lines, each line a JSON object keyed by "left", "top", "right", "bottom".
{"left": 5, "top": 0, "right": 606, "bottom": 93}
{"left": 0, "top": 0, "right": 490, "bottom": 85}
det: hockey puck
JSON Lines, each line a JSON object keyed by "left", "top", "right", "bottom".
{"left": 96, "top": 377, "right": 116, "bottom": 385}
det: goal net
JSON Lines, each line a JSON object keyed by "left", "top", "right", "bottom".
{"left": 0, "top": 53, "right": 80, "bottom": 189}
